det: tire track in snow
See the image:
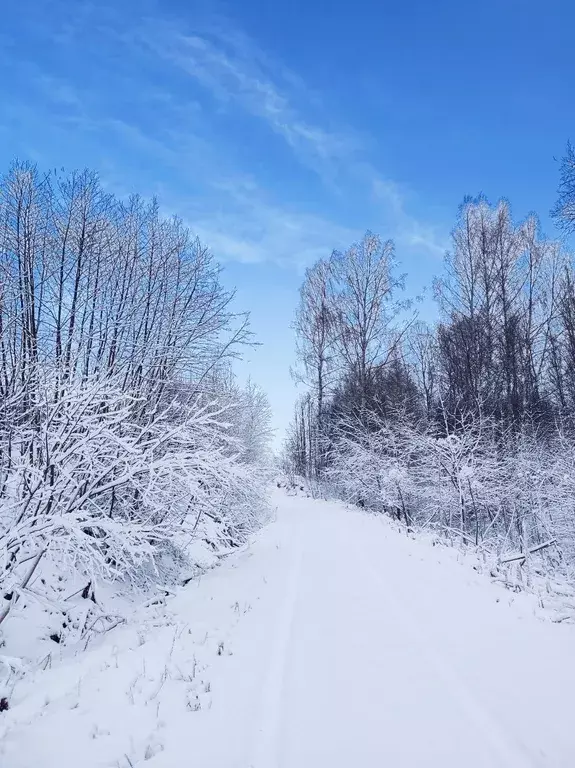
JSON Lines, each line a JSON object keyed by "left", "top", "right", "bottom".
{"left": 348, "top": 524, "right": 537, "bottom": 768}
{"left": 248, "top": 525, "right": 304, "bottom": 768}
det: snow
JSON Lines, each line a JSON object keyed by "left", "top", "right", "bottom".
{"left": 2, "top": 488, "right": 575, "bottom": 767}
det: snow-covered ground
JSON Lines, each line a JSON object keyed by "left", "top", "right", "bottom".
{"left": 2, "top": 489, "right": 575, "bottom": 767}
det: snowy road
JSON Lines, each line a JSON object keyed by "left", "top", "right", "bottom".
{"left": 2, "top": 490, "right": 575, "bottom": 767}
{"left": 246, "top": 492, "right": 574, "bottom": 768}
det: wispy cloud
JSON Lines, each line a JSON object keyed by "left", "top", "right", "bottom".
{"left": 136, "top": 18, "right": 355, "bottom": 184}
{"left": 372, "top": 178, "right": 448, "bottom": 256}
{"left": 24, "top": 71, "right": 353, "bottom": 269}
{"left": 133, "top": 15, "right": 446, "bottom": 256}
{"left": 5, "top": 2, "right": 447, "bottom": 267}
{"left": 34, "top": 74, "right": 82, "bottom": 108}
{"left": 177, "top": 176, "right": 358, "bottom": 269}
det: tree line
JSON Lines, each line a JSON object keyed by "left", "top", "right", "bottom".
{"left": 284, "top": 147, "right": 575, "bottom": 579}
{"left": 0, "top": 161, "right": 272, "bottom": 630}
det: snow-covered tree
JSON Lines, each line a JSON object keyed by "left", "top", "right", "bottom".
{"left": 0, "top": 162, "right": 272, "bottom": 631}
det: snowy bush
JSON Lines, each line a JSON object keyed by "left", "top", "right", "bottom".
{"left": 326, "top": 414, "right": 416, "bottom": 525}
{"left": 325, "top": 408, "right": 575, "bottom": 578}
{"left": 0, "top": 370, "right": 270, "bottom": 627}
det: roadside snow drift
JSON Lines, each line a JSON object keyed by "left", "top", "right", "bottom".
{"left": 2, "top": 489, "right": 575, "bottom": 767}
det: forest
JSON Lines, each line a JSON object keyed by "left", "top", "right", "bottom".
{"left": 0, "top": 162, "right": 272, "bottom": 630}
{"left": 3, "top": 142, "right": 575, "bottom": 637}
{"left": 283, "top": 145, "right": 575, "bottom": 582}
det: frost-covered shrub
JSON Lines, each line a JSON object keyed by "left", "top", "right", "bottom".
{"left": 0, "top": 371, "right": 271, "bottom": 626}
{"left": 327, "top": 415, "right": 417, "bottom": 524}
{"left": 326, "top": 410, "right": 575, "bottom": 574}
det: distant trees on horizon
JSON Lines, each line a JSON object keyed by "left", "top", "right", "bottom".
{"left": 283, "top": 145, "right": 575, "bottom": 579}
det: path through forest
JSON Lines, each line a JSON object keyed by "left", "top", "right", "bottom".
{"left": 2, "top": 489, "right": 575, "bottom": 767}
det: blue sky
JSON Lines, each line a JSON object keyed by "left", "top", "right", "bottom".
{"left": 1, "top": 0, "right": 573, "bottom": 445}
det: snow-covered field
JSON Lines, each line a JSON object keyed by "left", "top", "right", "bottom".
{"left": 2, "top": 488, "right": 575, "bottom": 767}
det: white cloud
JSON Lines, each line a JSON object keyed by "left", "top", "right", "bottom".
{"left": 372, "top": 177, "right": 448, "bottom": 257}
{"left": 34, "top": 74, "right": 82, "bottom": 108}
{"left": 135, "top": 15, "right": 447, "bottom": 257}
{"left": 178, "top": 177, "right": 358, "bottom": 269}
{"left": 136, "top": 19, "right": 358, "bottom": 183}
{"left": 12, "top": 6, "right": 447, "bottom": 268}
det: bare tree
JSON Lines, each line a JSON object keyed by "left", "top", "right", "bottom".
{"left": 0, "top": 161, "right": 272, "bottom": 631}
{"left": 292, "top": 258, "right": 338, "bottom": 475}
{"left": 435, "top": 197, "right": 561, "bottom": 428}
{"left": 330, "top": 232, "right": 409, "bottom": 413}
{"left": 406, "top": 321, "right": 437, "bottom": 420}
